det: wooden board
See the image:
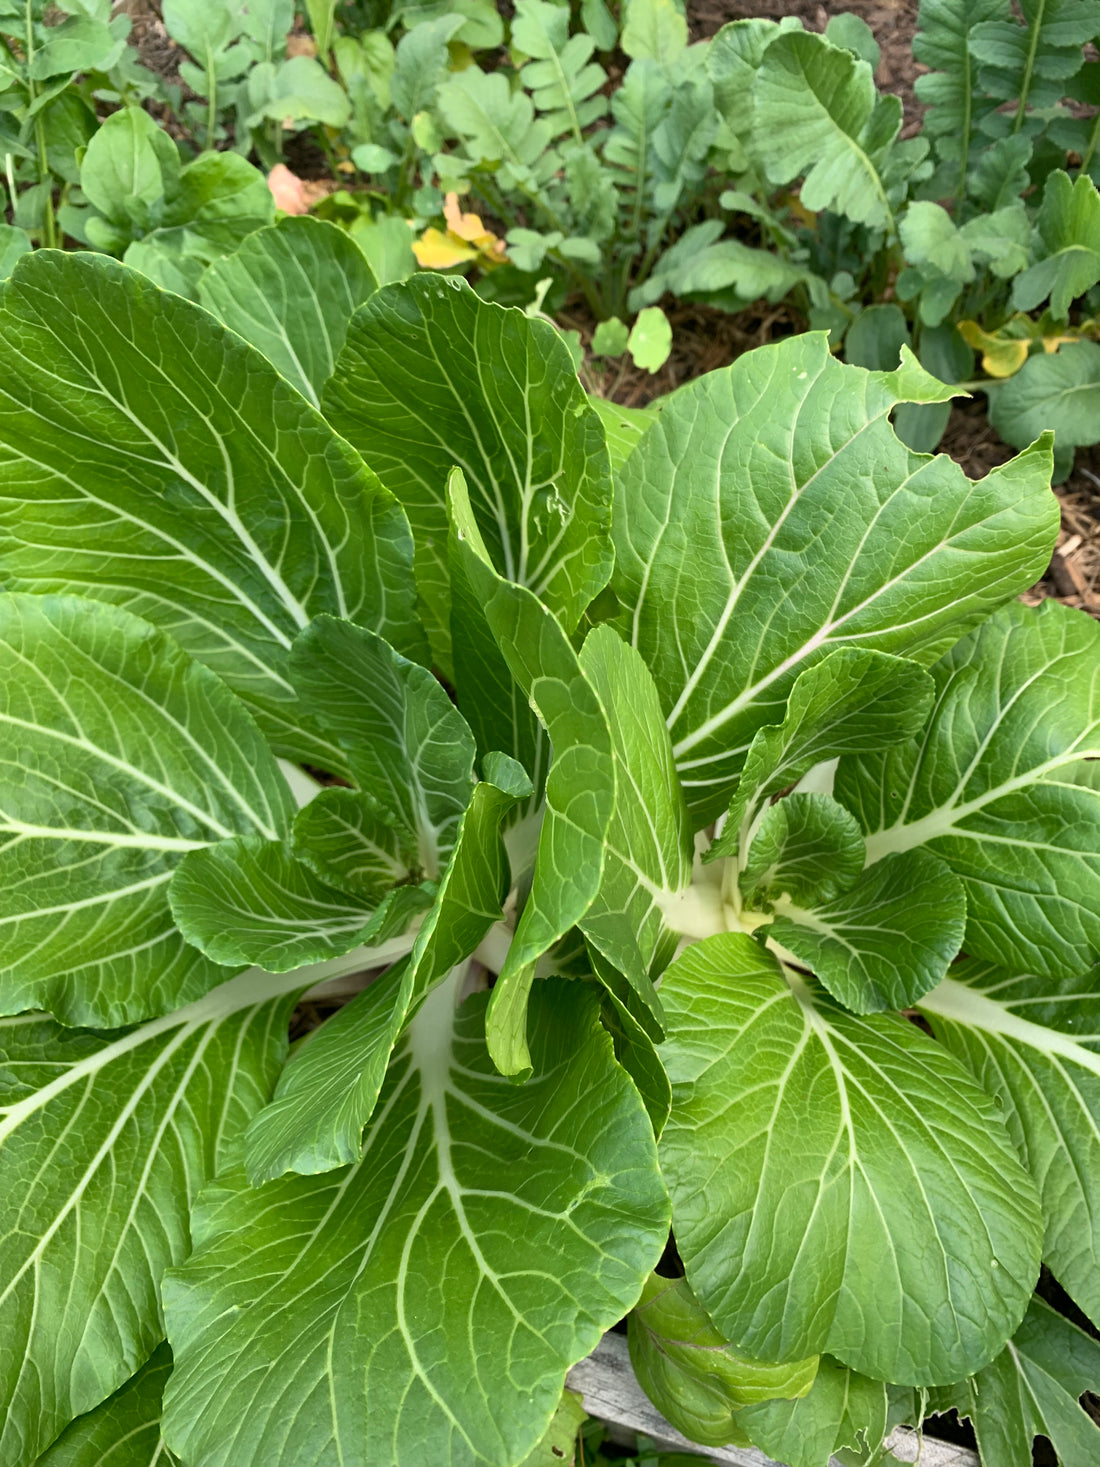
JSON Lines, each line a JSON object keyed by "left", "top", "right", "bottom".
{"left": 566, "top": 1333, "right": 979, "bottom": 1467}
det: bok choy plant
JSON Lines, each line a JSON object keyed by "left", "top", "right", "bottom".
{"left": 1, "top": 217, "right": 1099, "bottom": 1467}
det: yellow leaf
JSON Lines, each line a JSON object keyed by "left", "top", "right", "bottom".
{"left": 958, "top": 320, "right": 1029, "bottom": 379}
{"left": 412, "top": 228, "right": 478, "bottom": 269}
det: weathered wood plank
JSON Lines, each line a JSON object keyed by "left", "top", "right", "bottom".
{"left": 566, "top": 1333, "right": 979, "bottom": 1467}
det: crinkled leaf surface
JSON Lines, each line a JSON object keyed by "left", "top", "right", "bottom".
{"left": 323, "top": 274, "right": 613, "bottom": 672}
{"left": 577, "top": 624, "right": 692, "bottom": 1025}
{"left": 0, "top": 594, "right": 293, "bottom": 1026}
{"left": 0, "top": 969, "right": 300, "bottom": 1467}
{"left": 937, "top": 1298, "right": 1100, "bottom": 1467}
{"left": 162, "top": 980, "right": 669, "bottom": 1467}
{"left": 243, "top": 751, "right": 531, "bottom": 1183}
{"left": 34, "top": 1344, "right": 179, "bottom": 1467}
{"left": 198, "top": 217, "right": 378, "bottom": 409}
{"left": 449, "top": 471, "right": 615, "bottom": 1075}
{"left": 292, "top": 788, "right": 414, "bottom": 900}
{"left": 628, "top": 1272, "right": 818, "bottom": 1449}
{"left": 921, "top": 960, "right": 1100, "bottom": 1327}
{"left": 169, "top": 836, "right": 380, "bottom": 971}
{"left": 0, "top": 251, "right": 420, "bottom": 772}
{"left": 610, "top": 332, "right": 1057, "bottom": 823}
{"left": 707, "top": 647, "right": 935, "bottom": 860}
{"left": 768, "top": 848, "right": 966, "bottom": 1013}
{"left": 289, "top": 616, "right": 475, "bottom": 874}
{"left": 740, "top": 793, "right": 865, "bottom": 907}
{"left": 839, "top": 599, "right": 1100, "bottom": 978}
{"left": 658, "top": 932, "right": 1042, "bottom": 1384}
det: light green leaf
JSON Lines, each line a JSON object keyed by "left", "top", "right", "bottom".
{"left": 0, "top": 594, "right": 293, "bottom": 1026}
{"left": 634, "top": 221, "right": 811, "bottom": 314}
{"left": 587, "top": 396, "right": 660, "bottom": 473}
{"left": 740, "top": 793, "right": 865, "bottom": 908}
{"left": 512, "top": 0, "right": 608, "bottom": 144}
{"left": 621, "top": 0, "right": 687, "bottom": 62}
{"left": 709, "top": 18, "right": 799, "bottom": 142}
{"left": 824, "top": 13, "right": 879, "bottom": 69}
{"left": 391, "top": 13, "right": 464, "bottom": 120}
{"left": 911, "top": 0, "right": 1005, "bottom": 191}
{"left": 591, "top": 317, "right": 630, "bottom": 357}
{"left": 752, "top": 31, "right": 900, "bottom": 230}
{"left": 34, "top": 1345, "right": 179, "bottom": 1467}
{"left": 921, "top": 960, "right": 1100, "bottom": 1327}
{"left": 1013, "top": 171, "right": 1100, "bottom": 319}
{"left": 324, "top": 275, "right": 613, "bottom": 674}
{"left": 735, "top": 1355, "right": 890, "bottom": 1467}
{"left": 243, "top": 751, "right": 530, "bottom": 1183}
{"left": 292, "top": 787, "right": 415, "bottom": 900}
{"left": 289, "top": 616, "right": 476, "bottom": 874}
{"left": 168, "top": 836, "right": 383, "bottom": 971}
{"left": 437, "top": 65, "right": 559, "bottom": 194}
{"left": 901, "top": 200, "right": 974, "bottom": 283}
{"left": 840, "top": 599, "right": 1100, "bottom": 980}
{"left": 708, "top": 648, "right": 935, "bottom": 861}
{"left": 940, "top": 1298, "right": 1100, "bottom": 1467}
{"left": 577, "top": 624, "right": 691, "bottom": 1021}
{"left": 449, "top": 471, "right": 615, "bottom": 1075}
{"left": 162, "top": 979, "right": 669, "bottom": 1467}
{"left": 659, "top": 932, "right": 1042, "bottom": 1384}
{"left": 629, "top": 1272, "right": 818, "bottom": 1448}
{"left": 627, "top": 306, "right": 672, "bottom": 372}
{"left": 0, "top": 251, "right": 421, "bottom": 773}
{"left": 80, "top": 105, "right": 178, "bottom": 230}
{"left": 0, "top": 966, "right": 301, "bottom": 1465}
{"left": 160, "top": 151, "right": 275, "bottom": 250}
{"left": 599, "top": 985, "right": 672, "bottom": 1136}
{"left": 611, "top": 332, "right": 1057, "bottom": 823}
{"left": 198, "top": 217, "right": 378, "bottom": 409}
{"left": 246, "top": 55, "right": 351, "bottom": 129}
{"left": 768, "top": 848, "right": 967, "bottom": 1013}
{"left": 28, "top": 12, "right": 126, "bottom": 79}
{"left": 0, "top": 226, "right": 31, "bottom": 280}
{"left": 989, "top": 340, "right": 1100, "bottom": 480}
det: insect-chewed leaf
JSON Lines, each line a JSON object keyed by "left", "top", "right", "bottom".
{"left": 734, "top": 1355, "right": 891, "bottom": 1467}
{"left": 33, "top": 1344, "right": 179, "bottom": 1467}
{"left": 921, "top": 959, "right": 1100, "bottom": 1328}
{"left": 0, "top": 594, "right": 294, "bottom": 1026}
{"left": 611, "top": 331, "right": 1057, "bottom": 823}
{"left": 161, "top": 980, "right": 670, "bottom": 1467}
{"left": 0, "top": 250, "right": 420, "bottom": 773}
{"left": 243, "top": 752, "right": 531, "bottom": 1184}
{"left": 659, "top": 932, "right": 1042, "bottom": 1385}
{"left": 323, "top": 274, "right": 613, "bottom": 672}
{"left": 933, "top": 1298, "right": 1100, "bottom": 1467}
{"left": 0, "top": 970, "right": 300, "bottom": 1465}
{"left": 840, "top": 599, "right": 1100, "bottom": 979}
{"left": 198, "top": 216, "right": 379, "bottom": 408}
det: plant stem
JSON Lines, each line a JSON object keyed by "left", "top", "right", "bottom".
{"left": 1011, "top": 5, "right": 1042, "bottom": 134}
{"left": 23, "top": 0, "right": 57, "bottom": 249}
{"left": 1081, "top": 109, "right": 1100, "bottom": 178}
{"left": 204, "top": 42, "right": 218, "bottom": 150}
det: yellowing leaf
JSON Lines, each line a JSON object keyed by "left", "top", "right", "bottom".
{"left": 958, "top": 319, "right": 1029, "bottom": 378}
{"left": 412, "top": 228, "right": 479, "bottom": 269}
{"left": 413, "top": 193, "right": 509, "bottom": 271}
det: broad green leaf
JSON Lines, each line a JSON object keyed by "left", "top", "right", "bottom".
{"left": 0, "top": 966, "right": 301, "bottom": 1466}
{"left": 246, "top": 55, "right": 351, "bottom": 129}
{"left": 577, "top": 624, "right": 691, "bottom": 1023}
{"left": 162, "top": 979, "right": 670, "bottom": 1467}
{"left": 157, "top": 151, "right": 274, "bottom": 250}
{"left": 198, "top": 217, "right": 378, "bottom": 409}
{"left": 390, "top": 13, "right": 464, "bottom": 120}
{"left": 0, "top": 251, "right": 421, "bottom": 772}
{"left": 292, "top": 787, "right": 415, "bottom": 899}
{"left": 600, "top": 987, "right": 672, "bottom": 1136}
{"left": 0, "top": 225, "right": 31, "bottom": 279}
{"left": 80, "top": 105, "right": 178, "bottom": 231}
{"left": 169, "top": 836, "right": 380, "bottom": 971}
{"left": 709, "top": 18, "right": 800, "bottom": 142}
{"left": 324, "top": 275, "right": 613, "bottom": 674}
{"left": 659, "top": 932, "right": 1042, "bottom": 1384}
{"left": 243, "top": 751, "right": 530, "bottom": 1183}
{"left": 708, "top": 648, "right": 935, "bottom": 861}
{"left": 512, "top": 0, "right": 608, "bottom": 144}
{"left": 627, "top": 306, "right": 672, "bottom": 372}
{"left": 611, "top": 332, "right": 1058, "bottom": 823}
{"left": 449, "top": 471, "right": 615, "bottom": 1074}
{"left": 1013, "top": 171, "right": 1100, "bottom": 319}
{"left": 768, "top": 848, "right": 967, "bottom": 1013}
{"left": 0, "top": 594, "right": 293, "bottom": 1026}
{"left": 621, "top": 0, "right": 687, "bottom": 62}
{"left": 634, "top": 222, "right": 812, "bottom": 315}
{"left": 437, "top": 65, "right": 560, "bottom": 197}
{"left": 938, "top": 1298, "right": 1100, "bottom": 1467}
{"left": 34, "top": 1345, "right": 179, "bottom": 1467}
{"left": 752, "top": 31, "right": 901, "bottom": 230}
{"left": 912, "top": 0, "right": 1005, "bottom": 186}
{"left": 28, "top": 12, "right": 126, "bottom": 78}
{"left": 921, "top": 960, "right": 1100, "bottom": 1327}
{"left": 628, "top": 1273, "right": 818, "bottom": 1448}
{"left": 289, "top": 616, "right": 476, "bottom": 875}
{"left": 989, "top": 341, "right": 1100, "bottom": 482}
{"left": 839, "top": 599, "right": 1100, "bottom": 980}
{"left": 740, "top": 793, "right": 865, "bottom": 907}
{"left": 735, "top": 1356, "right": 890, "bottom": 1467}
